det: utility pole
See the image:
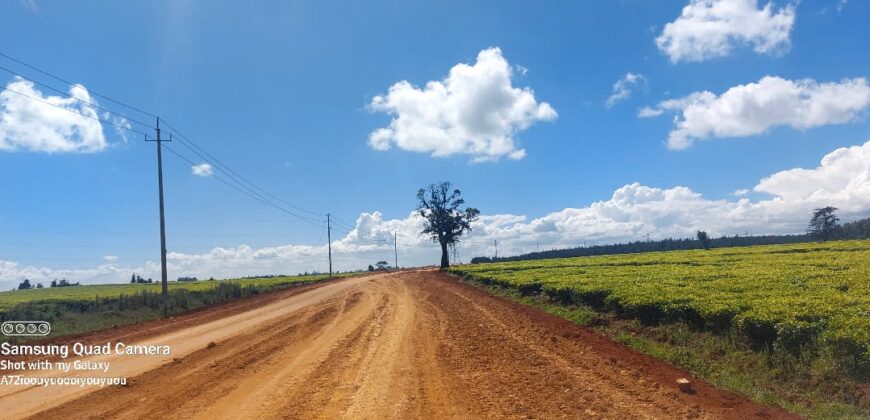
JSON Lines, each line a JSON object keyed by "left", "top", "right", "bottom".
{"left": 147, "top": 118, "right": 170, "bottom": 298}
{"left": 393, "top": 231, "right": 398, "bottom": 270}
{"left": 145, "top": 117, "right": 172, "bottom": 300}
{"left": 494, "top": 239, "right": 498, "bottom": 259}
{"left": 326, "top": 213, "right": 333, "bottom": 277}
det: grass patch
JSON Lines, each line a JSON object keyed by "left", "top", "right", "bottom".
{"left": 0, "top": 274, "right": 353, "bottom": 341}
{"left": 0, "top": 274, "right": 340, "bottom": 311}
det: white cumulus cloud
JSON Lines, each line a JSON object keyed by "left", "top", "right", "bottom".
{"left": 606, "top": 73, "right": 647, "bottom": 108}
{"left": 0, "top": 260, "right": 149, "bottom": 290}
{"left": 5, "top": 139, "right": 870, "bottom": 289}
{"left": 0, "top": 77, "right": 109, "bottom": 153}
{"left": 192, "top": 163, "right": 214, "bottom": 176}
{"left": 452, "top": 140, "right": 870, "bottom": 253}
{"left": 368, "top": 47, "right": 557, "bottom": 162}
{"left": 656, "top": 0, "right": 796, "bottom": 62}
{"left": 640, "top": 76, "right": 870, "bottom": 149}
{"left": 754, "top": 141, "right": 870, "bottom": 210}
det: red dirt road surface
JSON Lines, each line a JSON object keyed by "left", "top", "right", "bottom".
{"left": 0, "top": 270, "right": 797, "bottom": 419}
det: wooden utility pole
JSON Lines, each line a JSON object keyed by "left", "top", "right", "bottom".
{"left": 148, "top": 118, "right": 169, "bottom": 298}
{"left": 393, "top": 232, "right": 398, "bottom": 269}
{"left": 327, "top": 213, "right": 333, "bottom": 277}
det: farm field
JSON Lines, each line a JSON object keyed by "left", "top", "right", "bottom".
{"left": 450, "top": 240, "right": 870, "bottom": 360}
{"left": 0, "top": 274, "right": 339, "bottom": 311}
{"left": 0, "top": 273, "right": 362, "bottom": 338}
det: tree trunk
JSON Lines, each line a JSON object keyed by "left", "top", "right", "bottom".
{"left": 439, "top": 240, "right": 449, "bottom": 270}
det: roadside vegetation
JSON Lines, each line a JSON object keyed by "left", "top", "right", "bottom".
{"left": 0, "top": 274, "right": 348, "bottom": 339}
{"left": 451, "top": 240, "right": 870, "bottom": 419}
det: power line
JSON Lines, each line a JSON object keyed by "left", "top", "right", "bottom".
{"left": 0, "top": 51, "right": 329, "bottom": 230}
{"left": 168, "top": 136, "right": 325, "bottom": 226}
{"left": 330, "top": 217, "right": 355, "bottom": 228}
{"left": 162, "top": 143, "right": 327, "bottom": 230}
{"left": 0, "top": 52, "right": 381, "bottom": 273}
{"left": 330, "top": 215, "right": 356, "bottom": 227}
{"left": 0, "top": 51, "right": 158, "bottom": 119}
{"left": 0, "top": 64, "right": 154, "bottom": 130}
{"left": 0, "top": 85, "right": 149, "bottom": 137}
{"left": 160, "top": 121, "right": 324, "bottom": 219}
{"left": 327, "top": 225, "right": 355, "bottom": 238}
{"left": 327, "top": 214, "right": 333, "bottom": 277}
{"left": 164, "top": 144, "right": 326, "bottom": 229}
{"left": 356, "top": 238, "right": 390, "bottom": 244}
{"left": 170, "top": 129, "right": 327, "bottom": 223}
{"left": 330, "top": 218, "right": 356, "bottom": 232}
{"left": 331, "top": 225, "right": 355, "bottom": 236}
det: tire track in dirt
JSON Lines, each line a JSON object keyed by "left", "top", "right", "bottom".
{"left": 1, "top": 276, "right": 374, "bottom": 419}
{"left": 437, "top": 280, "right": 682, "bottom": 417}
{"left": 3, "top": 270, "right": 797, "bottom": 419}
{"left": 42, "top": 301, "right": 341, "bottom": 419}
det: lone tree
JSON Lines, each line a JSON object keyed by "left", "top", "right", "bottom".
{"left": 808, "top": 206, "right": 840, "bottom": 241}
{"left": 696, "top": 230, "right": 711, "bottom": 250}
{"left": 417, "top": 182, "right": 479, "bottom": 270}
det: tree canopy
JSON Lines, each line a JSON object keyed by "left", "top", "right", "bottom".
{"left": 417, "top": 182, "right": 479, "bottom": 269}
{"left": 808, "top": 206, "right": 840, "bottom": 241}
{"left": 697, "top": 230, "right": 711, "bottom": 250}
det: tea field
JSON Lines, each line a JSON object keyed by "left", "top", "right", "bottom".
{"left": 450, "top": 240, "right": 870, "bottom": 359}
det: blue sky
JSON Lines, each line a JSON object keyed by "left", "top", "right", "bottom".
{"left": 1, "top": 0, "right": 869, "bottom": 287}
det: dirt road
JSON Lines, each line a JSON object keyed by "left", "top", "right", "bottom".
{"left": 1, "top": 270, "right": 795, "bottom": 419}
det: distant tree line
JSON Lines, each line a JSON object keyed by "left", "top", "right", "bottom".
{"left": 240, "top": 274, "right": 287, "bottom": 279}
{"left": 470, "top": 234, "right": 810, "bottom": 264}
{"left": 17, "top": 279, "right": 39, "bottom": 290}
{"left": 131, "top": 273, "right": 154, "bottom": 284}
{"left": 16, "top": 278, "right": 81, "bottom": 290}
{"left": 368, "top": 261, "right": 392, "bottom": 272}
{"left": 840, "top": 217, "right": 870, "bottom": 239}
{"left": 51, "top": 279, "right": 80, "bottom": 288}
{"left": 472, "top": 209, "right": 870, "bottom": 264}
